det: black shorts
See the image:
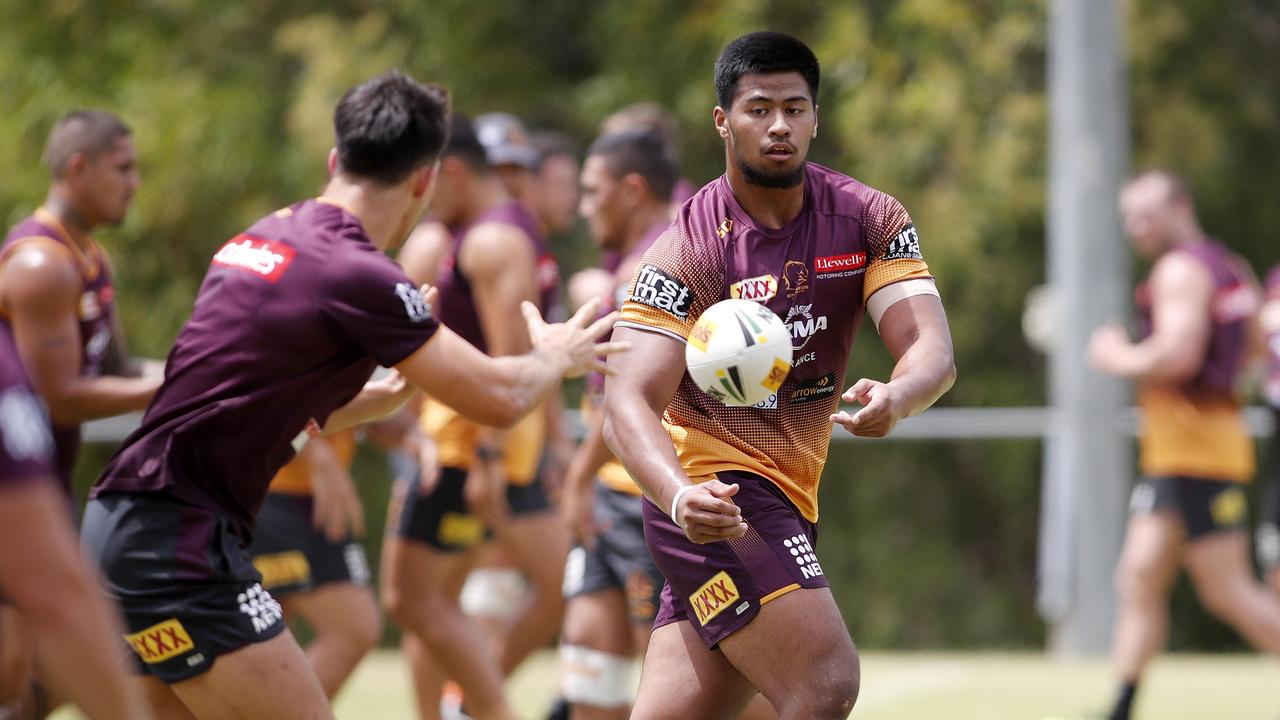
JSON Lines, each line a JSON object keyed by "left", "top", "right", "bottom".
{"left": 562, "top": 484, "right": 663, "bottom": 625}
{"left": 248, "top": 493, "right": 371, "bottom": 597}
{"left": 392, "top": 465, "right": 553, "bottom": 553}
{"left": 81, "top": 493, "right": 285, "bottom": 684}
{"left": 1256, "top": 413, "right": 1280, "bottom": 569}
{"left": 1129, "top": 475, "right": 1248, "bottom": 541}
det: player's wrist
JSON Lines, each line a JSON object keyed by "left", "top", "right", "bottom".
{"left": 669, "top": 484, "right": 696, "bottom": 527}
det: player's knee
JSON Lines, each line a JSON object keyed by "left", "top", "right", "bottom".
{"left": 559, "top": 645, "right": 633, "bottom": 709}
{"left": 1115, "top": 559, "right": 1165, "bottom": 603}
{"left": 1193, "top": 581, "right": 1242, "bottom": 621}
{"left": 791, "top": 675, "right": 859, "bottom": 720}
{"left": 340, "top": 596, "right": 383, "bottom": 652}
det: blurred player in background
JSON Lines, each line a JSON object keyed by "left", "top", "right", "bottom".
{"left": 382, "top": 115, "right": 571, "bottom": 720}
{"left": 604, "top": 32, "right": 955, "bottom": 719}
{"left": 0, "top": 108, "right": 162, "bottom": 717}
{"left": 529, "top": 131, "right": 581, "bottom": 240}
{"left": 1258, "top": 266, "right": 1280, "bottom": 594}
{"left": 79, "top": 71, "right": 622, "bottom": 720}
{"left": 0, "top": 321, "right": 153, "bottom": 720}
{"left": 556, "top": 128, "right": 676, "bottom": 719}
{"left": 1088, "top": 171, "right": 1279, "bottom": 720}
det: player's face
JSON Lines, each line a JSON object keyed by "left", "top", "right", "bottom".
{"left": 717, "top": 72, "right": 816, "bottom": 189}
{"left": 1120, "top": 178, "right": 1181, "bottom": 257}
{"left": 76, "top": 136, "right": 140, "bottom": 227}
{"left": 578, "top": 154, "right": 625, "bottom": 251}
{"left": 537, "top": 154, "right": 580, "bottom": 235}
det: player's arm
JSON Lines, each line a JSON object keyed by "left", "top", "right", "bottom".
{"left": 303, "top": 436, "right": 365, "bottom": 541}
{"left": 560, "top": 408, "right": 613, "bottom": 544}
{"left": 1088, "top": 252, "right": 1213, "bottom": 383}
{"left": 831, "top": 292, "right": 956, "bottom": 438}
{"left": 1, "top": 248, "right": 159, "bottom": 424}
{"left": 601, "top": 327, "right": 746, "bottom": 544}
{"left": 397, "top": 221, "right": 452, "bottom": 286}
{"left": 0, "top": 480, "right": 152, "bottom": 720}
{"left": 397, "top": 299, "right": 623, "bottom": 430}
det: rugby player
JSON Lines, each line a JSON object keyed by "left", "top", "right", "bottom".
{"left": 248, "top": 430, "right": 378, "bottom": 698}
{"left": 603, "top": 32, "right": 956, "bottom": 719}
{"left": 80, "top": 71, "right": 623, "bottom": 720}
{"left": 558, "top": 129, "right": 676, "bottom": 719}
{"left": 0, "top": 108, "right": 161, "bottom": 717}
{"left": 0, "top": 321, "right": 152, "bottom": 720}
{"left": 529, "top": 131, "right": 581, "bottom": 239}
{"left": 1258, "top": 265, "right": 1280, "bottom": 595}
{"left": 1089, "top": 171, "right": 1280, "bottom": 720}
{"left": 381, "top": 115, "right": 569, "bottom": 720}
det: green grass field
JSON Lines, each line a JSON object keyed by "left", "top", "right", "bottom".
{"left": 53, "top": 649, "right": 1279, "bottom": 719}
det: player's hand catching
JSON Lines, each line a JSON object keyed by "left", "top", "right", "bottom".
{"left": 671, "top": 480, "right": 748, "bottom": 544}
{"left": 831, "top": 378, "right": 908, "bottom": 438}
{"left": 1087, "top": 323, "right": 1132, "bottom": 376}
{"left": 403, "top": 427, "right": 441, "bottom": 496}
{"left": 522, "top": 297, "right": 629, "bottom": 378}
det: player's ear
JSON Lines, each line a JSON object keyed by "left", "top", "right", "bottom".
{"left": 713, "top": 107, "right": 730, "bottom": 140}
{"left": 327, "top": 148, "right": 338, "bottom": 176}
{"left": 412, "top": 161, "right": 438, "bottom": 199}
{"left": 63, "top": 152, "right": 87, "bottom": 181}
{"left": 812, "top": 105, "right": 819, "bottom": 138}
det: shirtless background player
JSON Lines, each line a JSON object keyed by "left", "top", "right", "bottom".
{"left": 0, "top": 321, "right": 152, "bottom": 720}
{"left": 79, "top": 71, "right": 623, "bottom": 720}
{"left": 1088, "top": 171, "right": 1280, "bottom": 720}
{"left": 0, "top": 108, "right": 161, "bottom": 716}
{"left": 604, "top": 32, "right": 955, "bottom": 719}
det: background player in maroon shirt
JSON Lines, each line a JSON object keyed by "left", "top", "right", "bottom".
{"left": 81, "top": 71, "right": 623, "bottom": 720}
{"left": 1258, "top": 266, "right": 1280, "bottom": 595}
{"left": 604, "top": 33, "right": 955, "bottom": 719}
{"left": 0, "top": 323, "right": 153, "bottom": 720}
{"left": 0, "top": 108, "right": 161, "bottom": 718}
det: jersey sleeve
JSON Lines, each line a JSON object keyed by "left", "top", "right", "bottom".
{"left": 862, "top": 194, "right": 934, "bottom": 304}
{"left": 319, "top": 252, "right": 440, "bottom": 367}
{"left": 616, "top": 223, "right": 725, "bottom": 343}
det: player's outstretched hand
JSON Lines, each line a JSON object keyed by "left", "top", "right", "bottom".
{"left": 522, "top": 297, "right": 630, "bottom": 378}
{"left": 673, "top": 480, "right": 748, "bottom": 544}
{"left": 831, "top": 378, "right": 906, "bottom": 438}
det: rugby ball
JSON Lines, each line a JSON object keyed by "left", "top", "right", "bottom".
{"left": 685, "top": 299, "right": 792, "bottom": 406}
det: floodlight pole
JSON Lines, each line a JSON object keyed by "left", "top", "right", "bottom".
{"left": 1038, "top": 0, "right": 1131, "bottom": 655}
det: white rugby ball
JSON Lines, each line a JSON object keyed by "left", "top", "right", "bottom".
{"left": 685, "top": 299, "right": 793, "bottom": 406}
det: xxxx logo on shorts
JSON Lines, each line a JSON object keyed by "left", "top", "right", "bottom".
{"left": 690, "top": 571, "right": 741, "bottom": 626}
{"left": 125, "top": 618, "right": 195, "bottom": 664}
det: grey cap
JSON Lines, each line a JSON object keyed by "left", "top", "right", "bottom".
{"left": 474, "top": 112, "right": 540, "bottom": 170}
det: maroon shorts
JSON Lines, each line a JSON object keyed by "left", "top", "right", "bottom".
{"left": 644, "top": 470, "right": 827, "bottom": 648}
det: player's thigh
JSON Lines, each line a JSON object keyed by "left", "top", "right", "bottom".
{"left": 382, "top": 534, "right": 475, "bottom": 607}
{"left": 563, "top": 589, "right": 631, "bottom": 656}
{"left": 0, "top": 607, "right": 32, "bottom": 701}
{"left": 1116, "top": 486, "right": 1185, "bottom": 593}
{"left": 288, "top": 582, "right": 381, "bottom": 645}
{"left": 170, "top": 630, "right": 332, "bottom": 720}
{"left": 1184, "top": 529, "right": 1255, "bottom": 599}
{"left": 717, "top": 586, "right": 858, "bottom": 713}
{"left": 136, "top": 675, "right": 196, "bottom": 720}
{"left": 499, "top": 486, "right": 569, "bottom": 586}
{"left": 631, "top": 621, "right": 757, "bottom": 720}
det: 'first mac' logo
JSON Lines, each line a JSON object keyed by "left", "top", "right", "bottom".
{"left": 630, "top": 264, "right": 694, "bottom": 319}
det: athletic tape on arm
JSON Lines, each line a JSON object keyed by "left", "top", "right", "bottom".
{"left": 867, "top": 278, "right": 940, "bottom": 330}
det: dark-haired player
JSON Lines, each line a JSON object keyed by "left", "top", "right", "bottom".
{"left": 80, "top": 71, "right": 624, "bottom": 720}
{"left": 0, "top": 108, "right": 161, "bottom": 716}
{"left": 381, "top": 115, "right": 569, "bottom": 720}
{"left": 603, "top": 32, "right": 955, "bottom": 719}
{"left": 557, "top": 128, "right": 676, "bottom": 719}
{"left": 0, "top": 321, "right": 153, "bottom": 720}
{"left": 1089, "top": 171, "right": 1280, "bottom": 720}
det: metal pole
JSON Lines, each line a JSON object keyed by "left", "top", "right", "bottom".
{"left": 1038, "top": 0, "right": 1132, "bottom": 656}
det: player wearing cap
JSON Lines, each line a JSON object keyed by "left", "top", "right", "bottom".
{"left": 80, "top": 71, "right": 623, "bottom": 720}
{"left": 603, "top": 33, "right": 955, "bottom": 718}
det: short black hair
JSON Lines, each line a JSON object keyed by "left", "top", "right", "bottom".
{"left": 44, "top": 110, "right": 131, "bottom": 179}
{"left": 529, "top": 130, "right": 578, "bottom": 171}
{"left": 587, "top": 129, "right": 677, "bottom": 201}
{"left": 333, "top": 70, "right": 450, "bottom": 184}
{"left": 442, "top": 115, "right": 491, "bottom": 172}
{"left": 714, "top": 32, "right": 820, "bottom": 110}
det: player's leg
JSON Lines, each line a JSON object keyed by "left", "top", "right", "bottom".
{"left": 1179, "top": 479, "right": 1280, "bottom": 653}
{"left": 561, "top": 586, "right": 632, "bottom": 720}
{"left": 496, "top": 481, "right": 569, "bottom": 674}
{"left": 1105, "top": 479, "right": 1184, "bottom": 720}
{"left": 168, "top": 631, "right": 333, "bottom": 720}
{"left": 1258, "top": 416, "right": 1280, "bottom": 595}
{"left": 284, "top": 581, "right": 382, "bottom": 698}
{"left": 382, "top": 467, "right": 513, "bottom": 720}
{"left": 631, "top": 620, "right": 759, "bottom": 720}
{"left": 0, "top": 608, "right": 32, "bottom": 706}
{"left": 136, "top": 675, "right": 196, "bottom": 719}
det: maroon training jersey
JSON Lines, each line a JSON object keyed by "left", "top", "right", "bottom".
{"left": 0, "top": 322, "right": 55, "bottom": 487}
{"left": 93, "top": 198, "right": 439, "bottom": 536}
{"left": 433, "top": 201, "right": 560, "bottom": 351}
{"left": 1, "top": 208, "right": 116, "bottom": 489}
{"left": 617, "top": 163, "right": 933, "bottom": 521}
